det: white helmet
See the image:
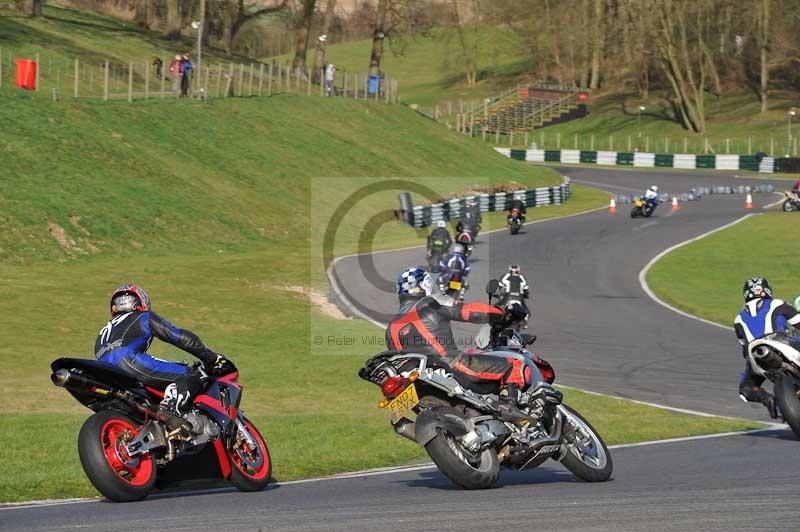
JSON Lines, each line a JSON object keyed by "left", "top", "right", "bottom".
{"left": 649, "top": 185, "right": 658, "bottom": 193}
{"left": 437, "top": 220, "right": 447, "bottom": 228}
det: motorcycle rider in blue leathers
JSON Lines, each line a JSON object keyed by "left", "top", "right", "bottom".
{"left": 733, "top": 277, "right": 800, "bottom": 418}
{"left": 642, "top": 185, "right": 660, "bottom": 209}
{"left": 94, "top": 284, "right": 236, "bottom": 431}
{"left": 437, "top": 243, "right": 470, "bottom": 293}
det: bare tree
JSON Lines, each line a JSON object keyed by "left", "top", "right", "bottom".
{"left": 654, "top": 0, "right": 711, "bottom": 133}
{"left": 166, "top": 0, "right": 182, "bottom": 39}
{"left": 292, "top": 0, "right": 317, "bottom": 72}
{"left": 368, "top": 0, "right": 388, "bottom": 77}
{"left": 16, "top": 0, "right": 43, "bottom": 17}
{"left": 588, "top": 0, "right": 604, "bottom": 89}
{"left": 208, "top": 0, "right": 289, "bottom": 55}
{"left": 312, "top": 0, "right": 337, "bottom": 81}
{"left": 754, "top": 0, "right": 770, "bottom": 112}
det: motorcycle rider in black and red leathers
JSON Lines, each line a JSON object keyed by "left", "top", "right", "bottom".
{"left": 94, "top": 284, "right": 236, "bottom": 431}
{"left": 385, "top": 267, "right": 535, "bottom": 419}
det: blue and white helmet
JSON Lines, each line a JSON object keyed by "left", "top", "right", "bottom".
{"left": 397, "top": 267, "right": 433, "bottom": 297}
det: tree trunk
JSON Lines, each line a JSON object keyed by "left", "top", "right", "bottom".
{"left": 166, "top": 0, "right": 181, "bottom": 40}
{"left": 368, "top": 0, "right": 388, "bottom": 77}
{"left": 312, "top": 0, "right": 337, "bottom": 82}
{"left": 32, "top": 0, "right": 41, "bottom": 16}
{"left": 579, "top": 0, "right": 590, "bottom": 88}
{"left": 757, "top": 0, "right": 770, "bottom": 113}
{"left": 588, "top": 0, "right": 603, "bottom": 89}
{"left": 292, "top": 0, "right": 316, "bottom": 73}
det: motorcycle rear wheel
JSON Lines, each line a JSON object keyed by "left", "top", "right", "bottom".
{"left": 424, "top": 409, "right": 499, "bottom": 489}
{"left": 558, "top": 406, "right": 613, "bottom": 482}
{"left": 78, "top": 410, "right": 156, "bottom": 502}
{"left": 774, "top": 376, "right": 800, "bottom": 439}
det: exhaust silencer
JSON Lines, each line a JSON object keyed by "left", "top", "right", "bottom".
{"left": 51, "top": 369, "right": 109, "bottom": 391}
{"left": 753, "top": 345, "right": 783, "bottom": 370}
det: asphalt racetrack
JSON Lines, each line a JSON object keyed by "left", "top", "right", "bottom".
{"left": 3, "top": 166, "right": 797, "bottom": 531}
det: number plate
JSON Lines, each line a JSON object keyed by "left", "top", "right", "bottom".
{"left": 388, "top": 383, "right": 419, "bottom": 424}
{"left": 449, "top": 280, "right": 462, "bottom": 290}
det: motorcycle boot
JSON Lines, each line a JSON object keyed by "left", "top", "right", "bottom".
{"left": 158, "top": 383, "right": 194, "bottom": 433}
{"left": 497, "top": 384, "right": 537, "bottom": 424}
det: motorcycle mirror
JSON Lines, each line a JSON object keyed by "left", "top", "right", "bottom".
{"left": 524, "top": 334, "right": 537, "bottom": 346}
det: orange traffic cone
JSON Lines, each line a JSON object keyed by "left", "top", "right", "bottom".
{"left": 671, "top": 196, "right": 680, "bottom": 211}
{"left": 609, "top": 196, "right": 617, "bottom": 214}
{"left": 745, "top": 192, "right": 754, "bottom": 209}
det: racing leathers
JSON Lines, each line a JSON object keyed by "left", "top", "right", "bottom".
{"left": 507, "top": 198, "right": 527, "bottom": 223}
{"left": 94, "top": 310, "right": 232, "bottom": 427}
{"left": 734, "top": 298, "right": 800, "bottom": 417}
{"left": 499, "top": 272, "right": 530, "bottom": 323}
{"left": 385, "top": 295, "right": 533, "bottom": 392}
{"left": 437, "top": 251, "right": 470, "bottom": 290}
{"left": 642, "top": 188, "right": 659, "bottom": 206}
{"left": 427, "top": 227, "right": 452, "bottom": 261}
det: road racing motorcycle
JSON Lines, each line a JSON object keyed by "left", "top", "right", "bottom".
{"left": 50, "top": 357, "right": 271, "bottom": 502}
{"left": 782, "top": 190, "right": 800, "bottom": 212}
{"left": 630, "top": 197, "right": 658, "bottom": 218}
{"left": 507, "top": 208, "right": 523, "bottom": 235}
{"left": 747, "top": 333, "right": 800, "bottom": 438}
{"left": 358, "top": 280, "right": 612, "bottom": 489}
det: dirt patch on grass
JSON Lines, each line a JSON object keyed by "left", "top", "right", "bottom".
{"left": 284, "top": 285, "right": 351, "bottom": 321}
{"left": 47, "top": 222, "right": 77, "bottom": 253}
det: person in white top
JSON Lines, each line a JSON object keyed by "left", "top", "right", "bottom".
{"left": 325, "top": 63, "right": 336, "bottom": 96}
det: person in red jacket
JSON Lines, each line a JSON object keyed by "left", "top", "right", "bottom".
{"left": 385, "top": 267, "right": 535, "bottom": 417}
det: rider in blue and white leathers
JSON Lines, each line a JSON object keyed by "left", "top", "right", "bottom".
{"left": 642, "top": 185, "right": 660, "bottom": 207}
{"left": 437, "top": 243, "right": 470, "bottom": 292}
{"left": 734, "top": 277, "right": 800, "bottom": 418}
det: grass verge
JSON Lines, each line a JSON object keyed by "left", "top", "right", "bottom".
{"left": 647, "top": 212, "right": 799, "bottom": 327}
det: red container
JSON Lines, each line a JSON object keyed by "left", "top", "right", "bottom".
{"left": 519, "top": 87, "right": 529, "bottom": 98}
{"left": 15, "top": 59, "right": 37, "bottom": 90}
{"left": 578, "top": 91, "right": 588, "bottom": 104}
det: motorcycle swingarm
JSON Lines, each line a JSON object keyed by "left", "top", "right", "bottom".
{"left": 125, "top": 420, "right": 167, "bottom": 456}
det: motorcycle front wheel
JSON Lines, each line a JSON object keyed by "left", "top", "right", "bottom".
{"left": 558, "top": 405, "right": 613, "bottom": 482}
{"left": 783, "top": 200, "right": 798, "bottom": 212}
{"left": 630, "top": 206, "right": 641, "bottom": 218}
{"left": 228, "top": 416, "right": 272, "bottom": 491}
{"left": 424, "top": 408, "right": 499, "bottom": 489}
{"left": 774, "top": 376, "right": 800, "bottom": 439}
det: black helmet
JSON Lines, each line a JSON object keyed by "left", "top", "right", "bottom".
{"left": 508, "top": 264, "right": 520, "bottom": 275}
{"left": 743, "top": 277, "right": 773, "bottom": 302}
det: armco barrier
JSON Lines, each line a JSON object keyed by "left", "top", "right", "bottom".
{"left": 494, "top": 148, "right": 791, "bottom": 173}
{"left": 406, "top": 178, "right": 573, "bottom": 228}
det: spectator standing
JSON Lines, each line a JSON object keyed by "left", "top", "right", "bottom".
{"left": 168, "top": 54, "right": 182, "bottom": 97}
{"left": 180, "top": 53, "right": 194, "bottom": 97}
{"left": 325, "top": 63, "right": 335, "bottom": 96}
{"left": 152, "top": 55, "right": 164, "bottom": 80}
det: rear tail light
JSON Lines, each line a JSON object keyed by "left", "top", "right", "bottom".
{"left": 381, "top": 376, "right": 407, "bottom": 398}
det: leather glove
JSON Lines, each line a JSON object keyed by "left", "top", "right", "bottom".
{"left": 206, "top": 353, "right": 237, "bottom": 376}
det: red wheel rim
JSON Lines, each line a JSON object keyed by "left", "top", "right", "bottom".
{"left": 100, "top": 418, "right": 154, "bottom": 486}
{"left": 229, "top": 419, "right": 270, "bottom": 481}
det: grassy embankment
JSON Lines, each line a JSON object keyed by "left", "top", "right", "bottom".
{"left": 648, "top": 213, "right": 799, "bottom": 326}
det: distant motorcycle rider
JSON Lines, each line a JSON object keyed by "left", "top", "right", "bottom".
{"left": 427, "top": 221, "right": 452, "bottom": 268}
{"left": 642, "top": 185, "right": 660, "bottom": 206}
{"left": 456, "top": 200, "right": 481, "bottom": 238}
{"left": 437, "top": 243, "right": 470, "bottom": 291}
{"left": 507, "top": 198, "right": 527, "bottom": 223}
{"left": 498, "top": 264, "right": 530, "bottom": 326}
{"left": 733, "top": 277, "right": 800, "bottom": 418}
{"left": 94, "top": 284, "right": 236, "bottom": 431}
{"left": 385, "top": 267, "right": 536, "bottom": 418}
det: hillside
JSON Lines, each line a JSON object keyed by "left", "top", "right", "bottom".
{"left": 276, "top": 26, "right": 532, "bottom": 107}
